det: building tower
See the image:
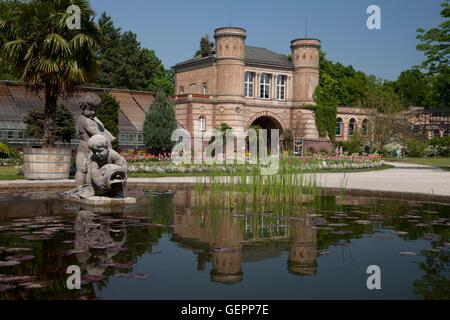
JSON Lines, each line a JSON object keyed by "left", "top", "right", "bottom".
{"left": 290, "top": 38, "right": 321, "bottom": 105}
{"left": 214, "top": 27, "right": 247, "bottom": 99}
{"left": 213, "top": 27, "right": 247, "bottom": 130}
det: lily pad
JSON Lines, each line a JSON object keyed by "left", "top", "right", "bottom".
{"left": 0, "top": 284, "right": 15, "bottom": 292}
{"left": 6, "top": 255, "right": 34, "bottom": 262}
{"left": 0, "top": 260, "right": 21, "bottom": 267}
{"left": 5, "top": 248, "right": 33, "bottom": 253}
{"left": 212, "top": 247, "right": 237, "bottom": 253}
{"left": 399, "top": 252, "right": 418, "bottom": 256}
{"left": 22, "top": 282, "right": 48, "bottom": 289}
{"left": 0, "top": 276, "right": 34, "bottom": 283}
{"left": 355, "top": 220, "right": 372, "bottom": 225}
{"left": 81, "top": 275, "right": 106, "bottom": 284}
{"left": 327, "top": 223, "right": 348, "bottom": 227}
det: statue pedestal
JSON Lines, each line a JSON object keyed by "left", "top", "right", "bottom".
{"left": 82, "top": 196, "right": 137, "bottom": 207}
{"left": 60, "top": 194, "right": 137, "bottom": 208}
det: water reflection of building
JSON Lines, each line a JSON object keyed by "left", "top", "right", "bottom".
{"left": 287, "top": 217, "right": 318, "bottom": 276}
{"left": 171, "top": 203, "right": 244, "bottom": 284}
{"left": 210, "top": 214, "right": 243, "bottom": 284}
{"left": 170, "top": 189, "right": 320, "bottom": 283}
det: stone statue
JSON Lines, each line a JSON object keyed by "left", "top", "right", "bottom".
{"left": 76, "top": 93, "right": 115, "bottom": 188}
{"left": 86, "top": 134, "right": 128, "bottom": 198}
{"left": 62, "top": 96, "right": 136, "bottom": 206}
{"left": 64, "top": 134, "right": 128, "bottom": 200}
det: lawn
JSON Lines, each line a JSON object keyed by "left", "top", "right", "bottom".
{"left": 385, "top": 157, "right": 450, "bottom": 171}
{"left": 0, "top": 166, "right": 23, "bottom": 180}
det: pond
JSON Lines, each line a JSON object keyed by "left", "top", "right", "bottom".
{"left": 0, "top": 187, "right": 449, "bottom": 300}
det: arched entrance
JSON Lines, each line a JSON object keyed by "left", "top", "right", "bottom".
{"left": 248, "top": 115, "right": 285, "bottom": 152}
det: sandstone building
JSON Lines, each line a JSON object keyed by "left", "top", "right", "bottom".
{"left": 173, "top": 27, "right": 450, "bottom": 151}
{"left": 173, "top": 27, "right": 328, "bottom": 150}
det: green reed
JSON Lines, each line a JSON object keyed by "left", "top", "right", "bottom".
{"left": 194, "top": 157, "right": 323, "bottom": 216}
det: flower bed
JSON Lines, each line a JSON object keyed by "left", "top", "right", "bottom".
{"left": 124, "top": 152, "right": 384, "bottom": 175}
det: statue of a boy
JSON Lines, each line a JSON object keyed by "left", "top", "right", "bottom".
{"left": 76, "top": 93, "right": 115, "bottom": 187}
{"left": 87, "top": 134, "right": 128, "bottom": 198}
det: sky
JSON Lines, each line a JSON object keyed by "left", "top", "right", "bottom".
{"left": 90, "top": 0, "right": 445, "bottom": 80}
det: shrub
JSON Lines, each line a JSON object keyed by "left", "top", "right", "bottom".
{"left": 0, "top": 142, "right": 18, "bottom": 159}
{"left": 97, "top": 93, "right": 120, "bottom": 150}
{"left": 406, "top": 139, "right": 427, "bottom": 157}
{"left": 337, "top": 133, "right": 364, "bottom": 155}
{"left": 429, "top": 137, "right": 450, "bottom": 157}
{"left": 143, "top": 92, "right": 178, "bottom": 155}
{"left": 0, "top": 142, "right": 22, "bottom": 166}
{"left": 382, "top": 142, "right": 401, "bottom": 158}
{"left": 25, "top": 105, "right": 76, "bottom": 143}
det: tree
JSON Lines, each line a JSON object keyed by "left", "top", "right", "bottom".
{"left": 25, "top": 105, "right": 76, "bottom": 143}
{"left": 431, "top": 66, "right": 450, "bottom": 108}
{"left": 0, "top": 0, "right": 103, "bottom": 147}
{"left": 364, "top": 76, "right": 405, "bottom": 113}
{"left": 0, "top": 60, "right": 17, "bottom": 80}
{"left": 94, "top": 13, "right": 173, "bottom": 95}
{"left": 364, "top": 87, "right": 410, "bottom": 152}
{"left": 313, "top": 71, "right": 339, "bottom": 141}
{"left": 283, "top": 128, "right": 294, "bottom": 152}
{"left": 0, "top": 1, "right": 17, "bottom": 80}
{"left": 96, "top": 93, "right": 120, "bottom": 149}
{"left": 416, "top": 0, "right": 450, "bottom": 73}
{"left": 195, "top": 34, "right": 214, "bottom": 57}
{"left": 145, "top": 49, "right": 174, "bottom": 96}
{"left": 143, "top": 92, "right": 178, "bottom": 154}
{"left": 416, "top": 0, "right": 450, "bottom": 108}
{"left": 393, "top": 68, "right": 433, "bottom": 107}
{"left": 218, "top": 123, "right": 232, "bottom": 133}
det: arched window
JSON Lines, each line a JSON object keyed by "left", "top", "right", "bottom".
{"left": 336, "top": 118, "right": 343, "bottom": 136}
{"left": 349, "top": 119, "right": 357, "bottom": 136}
{"left": 202, "top": 82, "right": 208, "bottom": 95}
{"left": 244, "top": 72, "right": 254, "bottom": 98}
{"left": 362, "top": 119, "right": 369, "bottom": 136}
{"left": 260, "top": 74, "right": 270, "bottom": 99}
{"left": 198, "top": 116, "right": 206, "bottom": 132}
{"left": 179, "top": 86, "right": 184, "bottom": 95}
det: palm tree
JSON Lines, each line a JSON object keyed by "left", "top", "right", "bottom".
{"left": 0, "top": 0, "right": 104, "bottom": 147}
